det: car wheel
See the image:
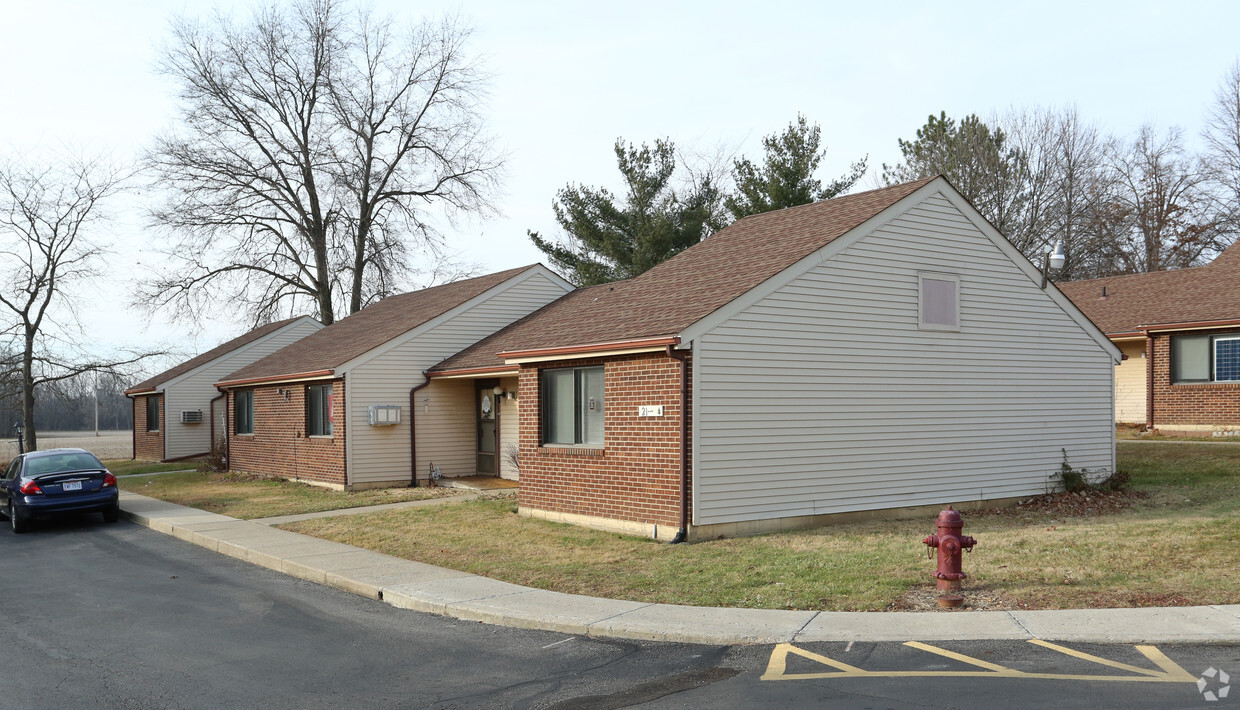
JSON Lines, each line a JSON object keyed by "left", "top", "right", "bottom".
{"left": 9, "top": 501, "right": 31, "bottom": 534}
{"left": 102, "top": 504, "right": 120, "bottom": 524}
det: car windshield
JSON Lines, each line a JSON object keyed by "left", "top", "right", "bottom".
{"left": 25, "top": 452, "right": 105, "bottom": 476}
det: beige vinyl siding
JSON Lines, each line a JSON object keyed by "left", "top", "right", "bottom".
{"left": 162, "top": 319, "right": 322, "bottom": 459}
{"left": 693, "top": 191, "right": 1116, "bottom": 526}
{"left": 498, "top": 376, "right": 520, "bottom": 480}
{"left": 345, "top": 273, "right": 569, "bottom": 485}
{"left": 1115, "top": 340, "right": 1148, "bottom": 423}
{"left": 413, "top": 379, "right": 475, "bottom": 480}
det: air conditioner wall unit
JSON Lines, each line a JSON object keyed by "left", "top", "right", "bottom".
{"left": 368, "top": 405, "right": 402, "bottom": 426}
{"left": 181, "top": 410, "right": 204, "bottom": 424}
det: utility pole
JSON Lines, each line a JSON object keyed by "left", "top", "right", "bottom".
{"left": 94, "top": 372, "right": 100, "bottom": 437}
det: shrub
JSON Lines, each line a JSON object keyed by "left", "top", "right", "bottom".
{"left": 1054, "top": 449, "right": 1129, "bottom": 493}
{"left": 198, "top": 445, "right": 227, "bottom": 473}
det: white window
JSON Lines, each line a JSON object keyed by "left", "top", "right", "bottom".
{"left": 146, "top": 395, "right": 160, "bottom": 432}
{"left": 542, "top": 366, "right": 604, "bottom": 446}
{"left": 1172, "top": 334, "right": 1240, "bottom": 383}
{"left": 306, "top": 384, "right": 333, "bottom": 436}
{"left": 234, "top": 391, "right": 254, "bottom": 435}
{"left": 919, "top": 272, "right": 960, "bottom": 331}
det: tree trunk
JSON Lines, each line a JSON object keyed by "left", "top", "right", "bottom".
{"left": 350, "top": 215, "right": 370, "bottom": 315}
{"left": 22, "top": 328, "right": 37, "bottom": 453}
{"left": 311, "top": 225, "right": 335, "bottom": 326}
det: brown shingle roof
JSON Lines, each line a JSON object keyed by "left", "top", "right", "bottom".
{"left": 217, "top": 265, "right": 541, "bottom": 385}
{"left": 1058, "top": 242, "right": 1240, "bottom": 336}
{"left": 126, "top": 317, "right": 317, "bottom": 394}
{"left": 432, "top": 178, "right": 937, "bottom": 373}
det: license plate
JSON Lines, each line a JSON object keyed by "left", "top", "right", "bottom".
{"left": 62, "top": 481, "right": 82, "bottom": 492}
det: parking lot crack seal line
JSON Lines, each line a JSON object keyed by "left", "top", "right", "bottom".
{"left": 1210, "top": 604, "right": 1240, "bottom": 620}
{"left": 582, "top": 603, "right": 656, "bottom": 628}
{"left": 450, "top": 590, "right": 533, "bottom": 604}
{"left": 1004, "top": 611, "right": 1037, "bottom": 639}
{"left": 790, "top": 611, "right": 820, "bottom": 642}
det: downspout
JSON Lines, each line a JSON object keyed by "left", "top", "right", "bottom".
{"left": 211, "top": 390, "right": 228, "bottom": 468}
{"left": 665, "top": 345, "right": 690, "bottom": 544}
{"left": 409, "top": 375, "right": 432, "bottom": 487}
{"left": 1144, "top": 331, "right": 1155, "bottom": 431}
{"left": 129, "top": 396, "right": 136, "bottom": 461}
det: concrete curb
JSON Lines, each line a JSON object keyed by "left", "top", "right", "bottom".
{"left": 118, "top": 491, "right": 1240, "bottom": 645}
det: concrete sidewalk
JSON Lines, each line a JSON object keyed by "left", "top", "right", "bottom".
{"left": 118, "top": 491, "right": 1240, "bottom": 646}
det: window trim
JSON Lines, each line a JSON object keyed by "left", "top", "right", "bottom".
{"left": 1213, "top": 335, "right": 1240, "bottom": 383}
{"left": 917, "top": 272, "right": 961, "bottom": 332}
{"left": 306, "top": 383, "right": 334, "bottom": 438}
{"left": 234, "top": 390, "right": 254, "bottom": 436}
{"left": 540, "top": 365, "right": 605, "bottom": 447}
{"left": 146, "top": 395, "right": 160, "bottom": 433}
{"left": 1171, "top": 333, "right": 1240, "bottom": 384}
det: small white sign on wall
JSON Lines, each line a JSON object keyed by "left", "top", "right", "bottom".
{"left": 638, "top": 405, "right": 664, "bottom": 417}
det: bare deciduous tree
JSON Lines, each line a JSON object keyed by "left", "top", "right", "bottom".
{"left": 1204, "top": 60, "right": 1240, "bottom": 233}
{"left": 1003, "top": 106, "right": 1117, "bottom": 280}
{"left": 1100, "top": 125, "right": 1228, "bottom": 273}
{"left": 0, "top": 152, "right": 158, "bottom": 452}
{"left": 144, "top": 0, "right": 500, "bottom": 326}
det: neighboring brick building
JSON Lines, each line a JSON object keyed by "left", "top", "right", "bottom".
{"left": 213, "top": 265, "right": 573, "bottom": 490}
{"left": 1061, "top": 242, "right": 1240, "bottom": 433}
{"left": 512, "top": 352, "right": 691, "bottom": 538}
{"left": 227, "top": 380, "right": 347, "bottom": 486}
{"left": 124, "top": 317, "right": 322, "bottom": 461}
{"left": 430, "top": 177, "right": 1118, "bottom": 540}
{"left": 132, "top": 393, "right": 164, "bottom": 461}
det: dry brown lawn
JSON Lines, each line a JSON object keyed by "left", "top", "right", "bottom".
{"left": 281, "top": 442, "right": 1240, "bottom": 611}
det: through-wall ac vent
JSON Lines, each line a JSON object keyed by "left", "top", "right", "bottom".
{"left": 180, "top": 410, "right": 204, "bottom": 424}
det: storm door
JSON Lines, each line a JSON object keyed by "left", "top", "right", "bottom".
{"left": 476, "top": 382, "right": 498, "bottom": 475}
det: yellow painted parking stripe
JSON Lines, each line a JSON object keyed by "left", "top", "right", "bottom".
{"left": 904, "top": 641, "right": 1022, "bottom": 674}
{"left": 761, "top": 644, "right": 866, "bottom": 680}
{"left": 1133, "top": 645, "right": 1199, "bottom": 682}
{"left": 1027, "top": 640, "right": 1165, "bottom": 677}
{"left": 760, "top": 642, "right": 1198, "bottom": 683}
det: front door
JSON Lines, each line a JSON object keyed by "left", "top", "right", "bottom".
{"left": 476, "top": 382, "right": 498, "bottom": 475}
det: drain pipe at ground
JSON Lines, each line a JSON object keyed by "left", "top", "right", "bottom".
{"left": 665, "top": 344, "right": 690, "bottom": 544}
{"left": 409, "top": 376, "right": 431, "bottom": 487}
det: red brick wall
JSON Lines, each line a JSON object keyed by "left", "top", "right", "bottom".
{"left": 517, "top": 351, "right": 691, "bottom": 529}
{"left": 1151, "top": 330, "right": 1240, "bottom": 427}
{"left": 228, "top": 380, "right": 347, "bottom": 486}
{"left": 133, "top": 394, "right": 164, "bottom": 461}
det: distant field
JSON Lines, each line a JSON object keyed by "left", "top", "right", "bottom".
{"left": 0, "top": 430, "right": 131, "bottom": 462}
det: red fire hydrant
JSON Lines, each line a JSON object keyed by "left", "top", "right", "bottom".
{"left": 922, "top": 506, "right": 977, "bottom": 592}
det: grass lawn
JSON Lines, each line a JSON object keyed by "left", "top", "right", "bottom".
{"left": 280, "top": 442, "right": 1240, "bottom": 611}
{"left": 119, "top": 471, "right": 465, "bottom": 520}
{"left": 104, "top": 459, "right": 202, "bottom": 476}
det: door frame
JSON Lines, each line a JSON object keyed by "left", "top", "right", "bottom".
{"left": 475, "top": 379, "right": 500, "bottom": 476}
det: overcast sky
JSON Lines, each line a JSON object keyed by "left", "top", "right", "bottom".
{"left": 2, "top": 0, "right": 1238, "bottom": 376}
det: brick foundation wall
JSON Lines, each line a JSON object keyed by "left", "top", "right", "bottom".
{"left": 1151, "top": 330, "right": 1240, "bottom": 427}
{"left": 133, "top": 394, "right": 164, "bottom": 461}
{"left": 228, "top": 380, "right": 347, "bottom": 486}
{"left": 517, "top": 351, "right": 691, "bottom": 530}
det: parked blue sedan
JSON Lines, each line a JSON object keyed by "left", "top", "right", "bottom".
{"left": 1, "top": 448, "right": 119, "bottom": 533}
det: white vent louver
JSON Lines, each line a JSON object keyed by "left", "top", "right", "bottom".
{"left": 180, "top": 410, "right": 204, "bottom": 424}
{"left": 368, "top": 405, "right": 402, "bottom": 426}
